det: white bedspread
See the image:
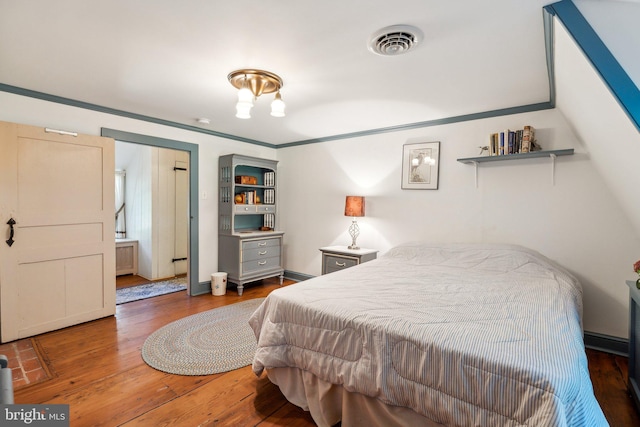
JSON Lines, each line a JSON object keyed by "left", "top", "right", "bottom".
{"left": 249, "top": 243, "right": 607, "bottom": 426}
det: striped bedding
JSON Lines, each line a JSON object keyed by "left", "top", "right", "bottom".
{"left": 249, "top": 243, "right": 607, "bottom": 426}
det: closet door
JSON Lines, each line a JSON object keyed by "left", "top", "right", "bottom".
{"left": 0, "top": 121, "right": 115, "bottom": 342}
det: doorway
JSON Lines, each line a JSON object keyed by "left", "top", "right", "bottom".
{"left": 114, "top": 142, "right": 189, "bottom": 300}
{"left": 101, "top": 128, "right": 204, "bottom": 296}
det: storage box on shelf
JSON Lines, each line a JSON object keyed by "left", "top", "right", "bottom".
{"left": 218, "top": 154, "right": 284, "bottom": 295}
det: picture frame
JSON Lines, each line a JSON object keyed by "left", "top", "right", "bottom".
{"left": 401, "top": 141, "right": 440, "bottom": 190}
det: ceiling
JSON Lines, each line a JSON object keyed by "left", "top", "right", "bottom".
{"left": 0, "top": 0, "right": 554, "bottom": 146}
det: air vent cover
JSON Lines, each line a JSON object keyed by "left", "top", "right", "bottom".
{"left": 368, "top": 25, "right": 423, "bottom": 56}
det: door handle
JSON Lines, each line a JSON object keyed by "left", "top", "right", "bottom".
{"left": 6, "top": 218, "right": 16, "bottom": 247}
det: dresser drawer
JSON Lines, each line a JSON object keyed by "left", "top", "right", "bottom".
{"left": 242, "top": 255, "right": 281, "bottom": 274}
{"left": 243, "top": 245, "right": 281, "bottom": 262}
{"left": 235, "top": 205, "right": 257, "bottom": 214}
{"left": 257, "top": 204, "right": 276, "bottom": 213}
{"left": 242, "top": 238, "right": 280, "bottom": 251}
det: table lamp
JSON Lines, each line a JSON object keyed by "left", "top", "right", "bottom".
{"left": 344, "top": 196, "right": 365, "bottom": 250}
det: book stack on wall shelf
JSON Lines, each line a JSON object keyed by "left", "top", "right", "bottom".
{"left": 490, "top": 125, "right": 537, "bottom": 156}
{"left": 456, "top": 126, "right": 574, "bottom": 186}
{"left": 457, "top": 125, "right": 574, "bottom": 164}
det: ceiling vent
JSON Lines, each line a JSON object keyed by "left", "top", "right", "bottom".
{"left": 368, "top": 25, "right": 423, "bottom": 56}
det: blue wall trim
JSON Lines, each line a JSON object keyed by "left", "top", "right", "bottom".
{"left": 284, "top": 270, "right": 314, "bottom": 282}
{"left": 278, "top": 102, "right": 554, "bottom": 148}
{"left": 543, "top": 8, "right": 556, "bottom": 108}
{"left": 0, "top": 80, "right": 553, "bottom": 148}
{"left": 584, "top": 331, "right": 628, "bottom": 357}
{"left": 545, "top": 0, "right": 640, "bottom": 132}
{"left": 0, "top": 82, "right": 275, "bottom": 148}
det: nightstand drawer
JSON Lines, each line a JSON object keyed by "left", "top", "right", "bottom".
{"left": 320, "top": 246, "right": 378, "bottom": 275}
{"left": 324, "top": 255, "right": 358, "bottom": 273}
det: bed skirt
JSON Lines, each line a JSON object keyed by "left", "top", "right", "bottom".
{"left": 266, "top": 367, "right": 444, "bottom": 427}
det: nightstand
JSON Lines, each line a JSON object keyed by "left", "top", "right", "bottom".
{"left": 320, "top": 246, "right": 378, "bottom": 275}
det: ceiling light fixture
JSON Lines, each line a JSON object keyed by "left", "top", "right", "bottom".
{"left": 227, "top": 69, "right": 285, "bottom": 119}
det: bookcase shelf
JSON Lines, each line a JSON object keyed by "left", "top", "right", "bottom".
{"left": 456, "top": 149, "right": 574, "bottom": 164}
{"left": 457, "top": 149, "right": 574, "bottom": 187}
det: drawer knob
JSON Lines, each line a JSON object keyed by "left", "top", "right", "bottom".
{"left": 258, "top": 260, "right": 267, "bottom": 265}
{"left": 336, "top": 261, "right": 346, "bottom": 267}
{"left": 258, "top": 242, "right": 267, "bottom": 246}
{"left": 259, "top": 250, "right": 268, "bottom": 255}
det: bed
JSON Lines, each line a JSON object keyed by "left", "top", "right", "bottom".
{"left": 249, "top": 243, "right": 607, "bottom": 426}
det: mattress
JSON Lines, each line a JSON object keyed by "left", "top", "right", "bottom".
{"left": 249, "top": 243, "right": 607, "bottom": 426}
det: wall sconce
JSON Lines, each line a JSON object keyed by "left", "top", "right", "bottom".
{"left": 344, "top": 196, "right": 365, "bottom": 250}
{"left": 228, "top": 69, "right": 285, "bottom": 119}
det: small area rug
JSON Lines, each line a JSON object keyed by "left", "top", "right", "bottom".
{"left": 141, "top": 298, "right": 265, "bottom": 375}
{"left": 116, "top": 277, "right": 187, "bottom": 305}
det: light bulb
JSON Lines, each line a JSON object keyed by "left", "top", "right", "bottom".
{"left": 237, "top": 87, "right": 254, "bottom": 104}
{"left": 270, "top": 92, "right": 285, "bottom": 117}
{"left": 235, "top": 101, "right": 252, "bottom": 119}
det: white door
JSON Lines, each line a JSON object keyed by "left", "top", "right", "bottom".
{"left": 0, "top": 121, "right": 115, "bottom": 342}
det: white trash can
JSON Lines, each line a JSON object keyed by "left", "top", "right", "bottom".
{"left": 211, "top": 272, "right": 227, "bottom": 296}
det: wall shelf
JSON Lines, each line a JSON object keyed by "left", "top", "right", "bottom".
{"left": 457, "top": 149, "right": 574, "bottom": 187}
{"left": 456, "top": 149, "right": 574, "bottom": 164}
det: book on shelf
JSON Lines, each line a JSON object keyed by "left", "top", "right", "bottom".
{"left": 264, "top": 171, "right": 275, "bottom": 187}
{"left": 488, "top": 125, "right": 537, "bottom": 156}
{"left": 263, "top": 213, "right": 275, "bottom": 229}
{"left": 235, "top": 190, "right": 257, "bottom": 204}
{"left": 521, "top": 125, "right": 534, "bottom": 153}
{"left": 263, "top": 188, "right": 275, "bottom": 204}
{"left": 234, "top": 188, "right": 275, "bottom": 205}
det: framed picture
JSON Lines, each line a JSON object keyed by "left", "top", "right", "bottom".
{"left": 401, "top": 141, "right": 440, "bottom": 190}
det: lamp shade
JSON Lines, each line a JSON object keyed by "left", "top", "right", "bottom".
{"left": 344, "top": 196, "right": 365, "bottom": 217}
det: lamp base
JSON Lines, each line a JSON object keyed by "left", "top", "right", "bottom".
{"left": 348, "top": 219, "right": 360, "bottom": 251}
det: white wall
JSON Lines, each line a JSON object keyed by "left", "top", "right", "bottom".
{"left": 573, "top": 0, "right": 640, "bottom": 89}
{"left": 276, "top": 108, "right": 639, "bottom": 339}
{"left": 0, "top": 91, "right": 277, "bottom": 284}
{"left": 118, "top": 143, "right": 154, "bottom": 279}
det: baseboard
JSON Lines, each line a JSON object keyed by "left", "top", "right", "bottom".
{"left": 284, "top": 270, "right": 314, "bottom": 282}
{"left": 584, "top": 331, "right": 628, "bottom": 357}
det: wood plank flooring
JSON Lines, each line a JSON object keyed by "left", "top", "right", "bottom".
{"left": 11, "top": 278, "right": 640, "bottom": 426}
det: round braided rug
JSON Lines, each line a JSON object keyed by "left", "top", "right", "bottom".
{"left": 141, "top": 298, "right": 265, "bottom": 375}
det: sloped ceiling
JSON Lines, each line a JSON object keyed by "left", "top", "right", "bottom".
{"left": 0, "top": 0, "right": 553, "bottom": 145}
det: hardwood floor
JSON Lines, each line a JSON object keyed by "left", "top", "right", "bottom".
{"left": 11, "top": 278, "right": 640, "bottom": 426}
{"left": 116, "top": 273, "right": 187, "bottom": 289}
